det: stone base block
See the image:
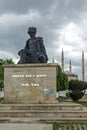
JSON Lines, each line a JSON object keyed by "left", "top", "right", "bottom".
{"left": 0, "top": 123, "right": 53, "bottom": 130}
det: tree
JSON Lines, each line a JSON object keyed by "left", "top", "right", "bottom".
{"left": 57, "top": 65, "right": 69, "bottom": 91}
{"left": 61, "top": 72, "right": 69, "bottom": 90}
{"left": 0, "top": 59, "right": 14, "bottom": 90}
{"left": 0, "top": 59, "right": 4, "bottom": 81}
{"left": 57, "top": 65, "right": 62, "bottom": 91}
{"left": 4, "top": 59, "right": 14, "bottom": 64}
{"left": 0, "top": 58, "right": 14, "bottom": 80}
{"left": 69, "top": 80, "right": 87, "bottom": 101}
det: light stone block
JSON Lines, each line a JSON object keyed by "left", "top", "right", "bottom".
{"left": 0, "top": 124, "right": 53, "bottom": 130}
{"left": 4, "top": 63, "right": 58, "bottom": 103}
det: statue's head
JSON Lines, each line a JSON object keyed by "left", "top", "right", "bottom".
{"left": 28, "top": 27, "right": 37, "bottom": 34}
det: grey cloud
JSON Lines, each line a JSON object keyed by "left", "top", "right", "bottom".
{"left": 0, "top": 0, "right": 87, "bottom": 80}
{"left": 0, "top": 0, "right": 53, "bottom": 14}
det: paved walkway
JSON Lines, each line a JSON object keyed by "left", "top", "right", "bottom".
{"left": 57, "top": 124, "right": 87, "bottom": 130}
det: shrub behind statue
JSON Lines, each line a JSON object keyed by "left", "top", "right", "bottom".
{"left": 69, "top": 80, "right": 87, "bottom": 101}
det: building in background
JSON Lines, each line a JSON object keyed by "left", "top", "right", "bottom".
{"left": 65, "top": 71, "right": 78, "bottom": 81}
{"left": 61, "top": 50, "right": 78, "bottom": 81}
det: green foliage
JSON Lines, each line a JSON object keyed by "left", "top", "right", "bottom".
{"left": 0, "top": 80, "right": 4, "bottom": 90}
{"left": 0, "top": 97, "right": 4, "bottom": 102}
{"left": 69, "top": 80, "right": 87, "bottom": 101}
{"left": 75, "top": 101, "right": 87, "bottom": 107}
{"left": 0, "top": 59, "right": 4, "bottom": 81}
{"left": 57, "top": 65, "right": 69, "bottom": 91}
{"left": 53, "top": 123, "right": 87, "bottom": 130}
{"left": 69, "top": 80, "right": 87, "bottom": 90}
{"left": 0, "top": 58, "right": 14, "bottom": 80}
{"left": 0, "top": 58, "right": 14, "bottom": 89}
{"left": 66, "top": 91, "right": 70, "bottom": 98}
{"left": 62, "top": 72, "right": 69, "bottom": 90}
{"left": 3, "top": 59, "right": 14, "bottom": 64}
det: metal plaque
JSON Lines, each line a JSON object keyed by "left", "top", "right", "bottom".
{"left": 44, "top": 89, "right": 54, "bottom": 94}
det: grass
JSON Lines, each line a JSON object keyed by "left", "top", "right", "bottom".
{"left": 53, "top": 122, "right": 87, "bottom": 130}
{"left": 74, "top": 101, "right": 87, "bottom": 107}
{"left": 61, "top": 96, "right": 87, "bottom": 108}
{"left": 53, "top": 123, "right": 63, "bottom": 130}
{"left": 0, "top": 97, "right": 4, "bottom": 102}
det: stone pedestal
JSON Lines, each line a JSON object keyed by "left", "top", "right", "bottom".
{"left": 4, "top": 63, "right": 58, "bottom": 103}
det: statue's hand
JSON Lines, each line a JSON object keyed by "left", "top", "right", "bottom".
{"left": 18, "top": 51, "right": 20, "bottom": 56}
{"left": 18, "top": 49, "right": 24, "bottom": 56}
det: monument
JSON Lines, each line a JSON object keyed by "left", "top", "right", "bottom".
{"left": 4, "top": 27, "right": 58, "bottom": 103}
{"left": 3, "top": 27, "right": 58, "bottom": 130}
{"left": 1, "top": 27, "right": 87, "bottom": 129}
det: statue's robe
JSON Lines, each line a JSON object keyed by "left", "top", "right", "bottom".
{"left": 18, "top": 37, "right": 48, "bottom": 64}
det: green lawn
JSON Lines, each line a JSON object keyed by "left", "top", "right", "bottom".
{"left": 74, "top": 101, "right": 87, "bottom": 107}
{"left": 0, "top": 97, "right": 4, "bottom": 102}
{"left": 53, "top": 123, "right": 87, "bottom": 130}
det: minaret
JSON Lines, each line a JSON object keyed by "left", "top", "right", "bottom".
{"left": 52, "top": 58, "right": 54, "bottom": 63}
{"left": 82, "top": 51, "right": 85, "bottom": 81}
{"left": 61, "top": 49, "right": 64, "bottom": 72}
{"left": 69, "top": 60, "right": 72, "bottom": 72}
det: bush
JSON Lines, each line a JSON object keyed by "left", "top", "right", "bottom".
{"left": 69, "top": 80, "right": 87, "bottom": 101}
{"left": 57, "top": 65, "right": 69, "bottom": 91}
{"left": 0, "top": 80, "right": 4, "bottom": 90}
{"left": 70, "top": 90, "right": 84, "bottom": 101}
{"left": 66, "top": 91, "right": 70, "bottom": 98}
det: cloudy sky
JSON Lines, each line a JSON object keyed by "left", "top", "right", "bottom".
{"left": 0, "top": 0, "right": 87, "bottom": 80}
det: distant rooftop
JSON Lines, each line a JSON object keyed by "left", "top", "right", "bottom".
{"left": 65, "top": 71, "right": 78, "bottom": 78}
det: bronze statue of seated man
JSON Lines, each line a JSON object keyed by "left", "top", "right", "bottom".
{"left": 18, "top": 27, "right": 48, "bottom": 64}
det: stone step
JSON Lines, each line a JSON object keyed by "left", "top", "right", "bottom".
{"left": 0, "top": 117, "right": 87, "bottom": 123}
{"left": 0, "top": 103, "right": 83, "bottom": 111}
{"left": 0, "top": 102, "right": 82, "bottom": 107}
{"left": 0, "top": 102, "right": 86, "bottom": 123}
{"left": 0, "top": 110, "right": 87, "bottom": 118}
